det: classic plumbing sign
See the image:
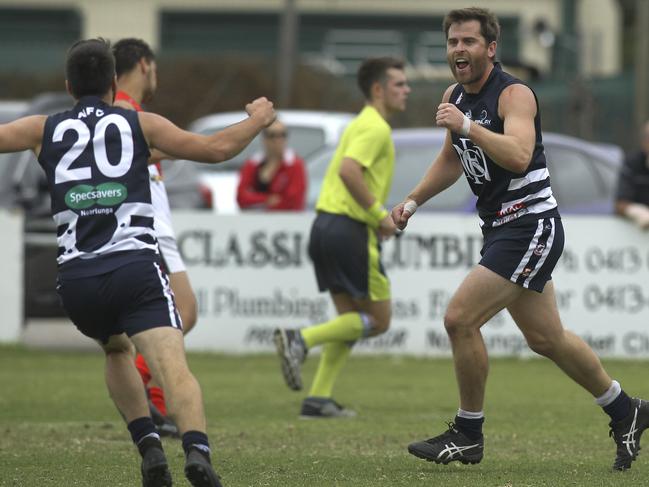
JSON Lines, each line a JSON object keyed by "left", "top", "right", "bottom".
{"left": 0, "top": 210, "right": 22, "bottom": 342}
{"left": 173, "top": 212, "right": 649, "bottom": 358}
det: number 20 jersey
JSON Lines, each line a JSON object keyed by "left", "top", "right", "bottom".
{"left": 38, "top": 96, "right": 158, "bottom": 278}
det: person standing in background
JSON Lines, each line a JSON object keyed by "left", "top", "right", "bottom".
{"left": 236, "top": 119, "right": 306, "bottom": 211}
{"left": 273, "top": 57, "right": 409, "bottom": 418}
{"left": 614, "top": 120, "right": 649, "bottom": 229}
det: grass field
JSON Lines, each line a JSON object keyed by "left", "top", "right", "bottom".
{"left": 1, "top": 345, "right": 648, "bottom": 486}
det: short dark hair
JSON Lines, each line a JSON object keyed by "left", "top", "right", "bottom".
{"left": 65, "top": 38, "right": 115, "bottom": 99}
{"left": 113, "top": 38, "right": 155, "bottom": 77}
{"left": 443, "top": 7, "right": 501, "bottom": 45}
{"left": 357, "top": 57, "right": 405, "bottom": 100}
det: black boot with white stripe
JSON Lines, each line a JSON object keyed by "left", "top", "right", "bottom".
{"left": 407, "top": 422, "right": 484, "bottom": 465}
{"left": 609, "top": 398, "right": 649, "bottom": 471}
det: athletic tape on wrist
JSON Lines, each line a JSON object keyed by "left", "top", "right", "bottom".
{"left": 460, "top": 114, "right": 471, "bottom": 137}
{"left": 403, "top": 199, "right": 418, "bottom": 215}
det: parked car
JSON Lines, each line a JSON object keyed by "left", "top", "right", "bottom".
{"left": 306, "top": 128, "right": 623, "bottom": 214}
{"left": 176, "top": 110, "right": 355, "bottom": 212}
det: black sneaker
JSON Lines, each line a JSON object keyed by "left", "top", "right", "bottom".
{"left": 273, "top": 328, "right": 307, "bottom": 391}
{"left": 300, "top": 397, "right": 357, "bottom": 419}
{"left": 149, "top": 400, "right": 180, "bottom": 439}
{"left": 141, "top": 445, "right": 173, "bottom": 487}
{"left": 609, "top": 397, "right": 649, "bottom": 470}
{"left": 184, "top": 449, "right": 223, "bottom": 487}
{"left": 408, "top": 422, "right": 484, "bottom": 465}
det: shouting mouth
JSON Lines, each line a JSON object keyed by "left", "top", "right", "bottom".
{"left": 455, "top": 57, "right": 470, "bottom": 74}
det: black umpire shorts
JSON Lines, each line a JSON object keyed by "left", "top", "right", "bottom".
{"left": 308, "top": 212, "right": 390, "bottom": 300}
{"left": 56, "top": 259, "right": 182, "bottom": 344}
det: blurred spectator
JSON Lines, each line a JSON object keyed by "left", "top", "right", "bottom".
{"left": 615, "top": 120, "right": 649, "bottom": 229}
{"left": 236, "top": 120, "right": 306, "bottom": 210}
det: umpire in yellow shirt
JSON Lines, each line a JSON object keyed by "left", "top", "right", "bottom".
{"left": 274, "top": 57, "right": 410, "bottom": 418}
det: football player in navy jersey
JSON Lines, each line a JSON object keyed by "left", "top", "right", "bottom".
{"left": 0, "top": 38, "right": 274, "bottom": 487}
{"left": 392, "top": 7, "right": 648, "bottom": 471}
{"left": 113, "top": 37, "right": 196, "bottom": 439}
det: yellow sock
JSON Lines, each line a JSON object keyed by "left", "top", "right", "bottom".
{"left": 300, "top": 312, "right": 363, "bottom": 349}
{"left": 308, "top": 341, "right": 352, "bottom": 398}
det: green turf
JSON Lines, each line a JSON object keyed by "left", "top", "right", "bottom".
{"left": 0, "top": 345, "right": 648, "bottom": 486}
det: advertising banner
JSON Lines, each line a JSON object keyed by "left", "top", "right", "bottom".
{"left": 0, "top": 210, "right": 22, "bottom": 342}
{"left": 174, "top": 212, "right": 649, "bottom": 358}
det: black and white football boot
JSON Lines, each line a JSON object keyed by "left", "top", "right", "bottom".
{"left": 408, "top": 422, "right": 484, "bottom": 465}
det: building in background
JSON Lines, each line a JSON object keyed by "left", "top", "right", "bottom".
{"left": 0, "top": 0, "right": 642, "bottom": 149}
{"left": 0, "top": 0, "right": 622, "bottom": 79}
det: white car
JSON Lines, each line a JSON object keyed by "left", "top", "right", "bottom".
{"left": 173, "top": 110, "right": 355, "bottom": 212}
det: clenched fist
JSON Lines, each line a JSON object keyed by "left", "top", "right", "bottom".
{"left": 246, "top": 97, "right": 276, "bottom": 127}
{"left": 436, "top": 102, "right": 468, "bottom": 135}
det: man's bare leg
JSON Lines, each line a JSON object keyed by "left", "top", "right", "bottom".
{"left": 102, "top": 333, "right": 173, "bottom": 486}
{"left": 444, "top": 265, "right": 523, "bottom": 411}
{"left": 508, "top": 280, "right": 649, "bottom": 471}
{"left": 508, "top": 280, "right": 611, "bottom": 396}
{"left": 145, "top": 271, "right": 197, "bottom": 422}
{"left": 131, "top": 326, "right": 222, "bottom": 486}
{"left": 103, "top": 334, "right": 149, "bottom": 421}
{"left": 130, "top": 326, "right": 205, "bottom": 433}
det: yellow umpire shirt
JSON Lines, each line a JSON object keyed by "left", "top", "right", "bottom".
{"left": 315, "top": 105, "right": 394, "bottom": 227}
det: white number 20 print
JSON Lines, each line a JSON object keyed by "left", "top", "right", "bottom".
{"left": 53, "top": 114, "right": 134, "bottom": 184}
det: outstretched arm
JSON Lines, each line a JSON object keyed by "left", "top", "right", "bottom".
{"left": 139, "top": 97, "right": 276, "bottom": 164}
{"left": 0, "top": 115, "right": 47, "bottom": 156}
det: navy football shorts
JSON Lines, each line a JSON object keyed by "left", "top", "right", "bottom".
{"left": 56, "top": 259, "right": 182, "bottom": 344}
{"left": 480, "top": 217, "right": 564, "bottom": 293}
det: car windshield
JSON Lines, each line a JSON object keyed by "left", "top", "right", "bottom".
{"left": 543, "top": 143, "right": 618, "bottom": 212}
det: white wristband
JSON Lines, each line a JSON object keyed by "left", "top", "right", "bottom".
{"left": 460, "top": 114, "right": 471, "bottom": 137}
{"left": 403, "top": 199, "right": 418, "bottom": 215}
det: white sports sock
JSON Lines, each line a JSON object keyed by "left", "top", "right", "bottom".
{"left": 595, "top": 379, "right": 621, "bottom": 407}
{"left": 457, "top": 408, "right": 484, "bottom": 419}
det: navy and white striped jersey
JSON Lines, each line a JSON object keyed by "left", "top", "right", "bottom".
{"left": 38, "top": 96, "right": 158, "bottom": 278}
{"left": 449, "top": 63, "right": 560, "bottom": 228}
